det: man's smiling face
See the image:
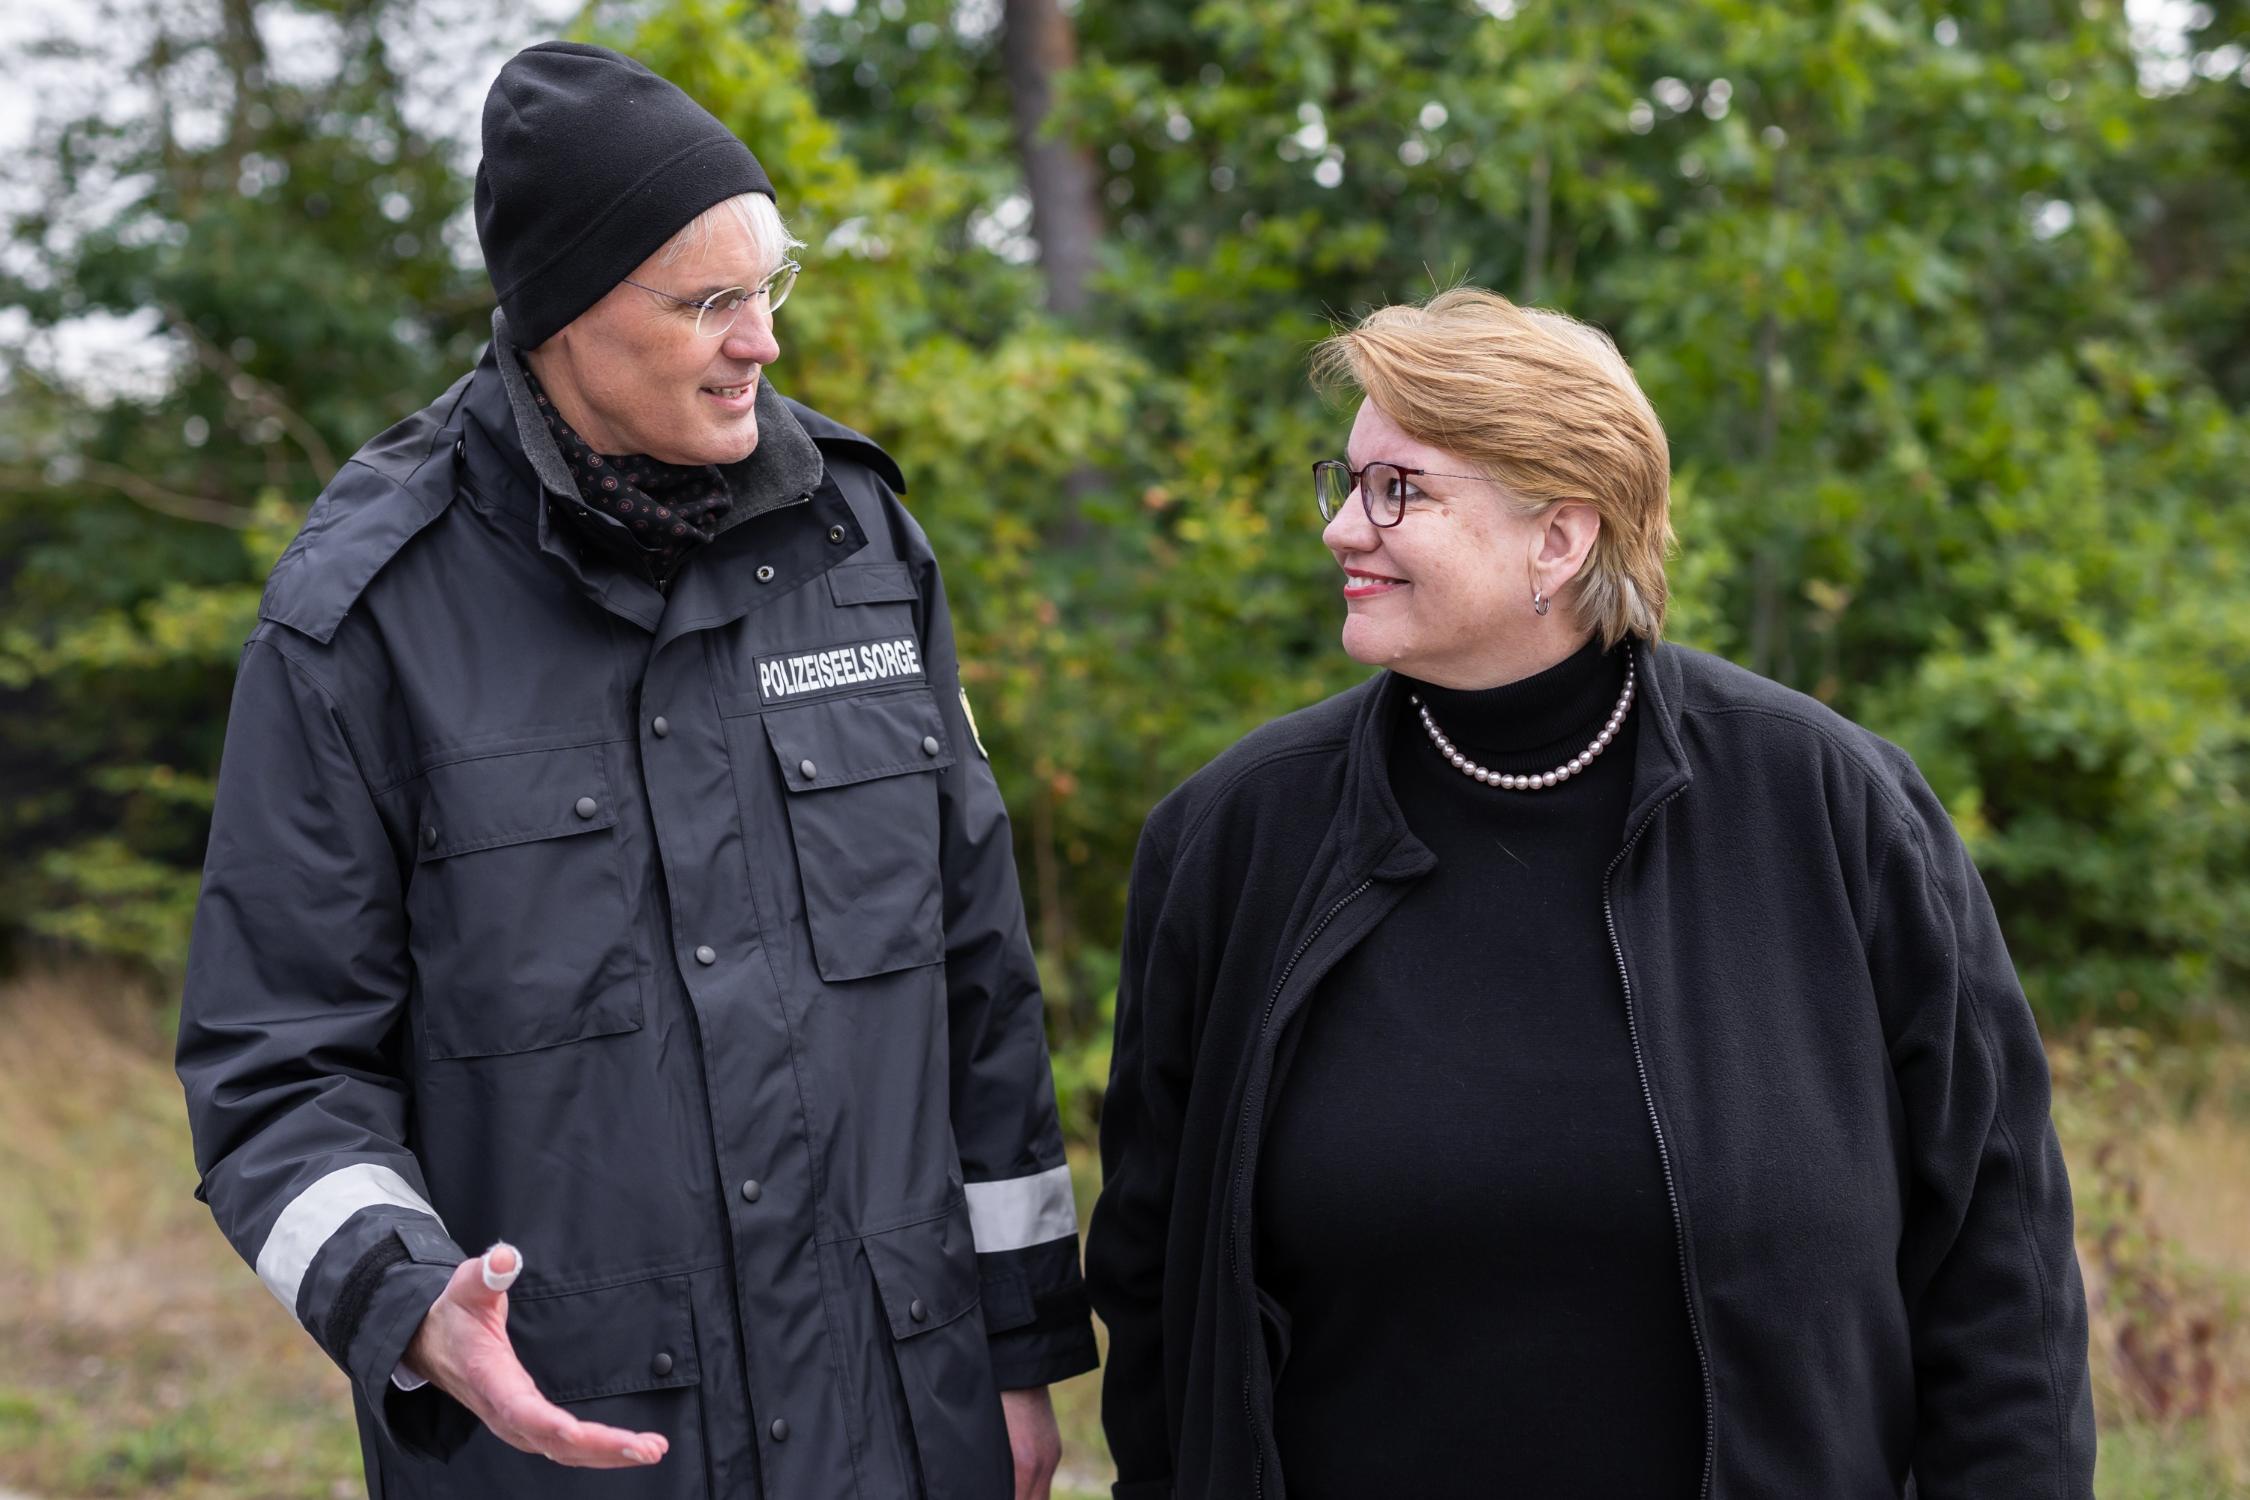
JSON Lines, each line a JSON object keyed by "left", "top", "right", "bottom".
{"left": 526, "top": 210, "right": 782, "bottom": 467}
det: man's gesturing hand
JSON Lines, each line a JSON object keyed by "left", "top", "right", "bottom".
{"left": 402, "top": 1244, "right": 668, "bottom": 1469}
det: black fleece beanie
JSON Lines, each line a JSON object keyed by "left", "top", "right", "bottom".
{"left": 475, "top": 42, "right": 775, "bottom": 349}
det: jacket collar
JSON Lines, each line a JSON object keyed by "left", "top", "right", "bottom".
{"left": 649, "top": 475, "right": 866, "bottom": 654}
{"left": 1330, "top": 670, "right": 1440, "bottom": 885}
{"left": 1622, "top": 635, "right": 1695, "bottom": 831}
{"left": 1335, "top": 634, "right": 1696, "bottom": 882}
{"left": 459, "top": 343, "right": 666, "bottom": 630}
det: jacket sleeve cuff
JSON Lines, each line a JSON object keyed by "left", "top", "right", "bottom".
{"left": 979, "top": 1236, "right": 1100, "bottom": 1388}
{"left": 988, "top": 1324, "right": 1100, "bottom": 1389}
{"left": 342, "top": 1226, "right": 478, "bottom": 1460}
{"left": 983, "top": 1276, "right": 1099, "bottom": 1388}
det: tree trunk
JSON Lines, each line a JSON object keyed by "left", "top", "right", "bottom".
{"left": 1003, "top": 0, "right": 1103, "bottom": 317}
{"left": 217, "top": 0, "right": 268, "bottom": 175}
{"left": 1521, "top": 146, "right": 1551, "bottom": 304}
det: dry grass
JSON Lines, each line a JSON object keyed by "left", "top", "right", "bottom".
{"left": 2056, "top": 1032, "right": 2250, "bottom": 1498}
{"left": 1053, "top": 1150, "right": 1112, "bottom": 1498}
{"left": 0, "top": 969, "right": 1106, "bottom": 1499}
{"left": 2142, "top": 1101, "right": 2250, "bottom": 1299}
{"left": 2, "top": 969, "right": 2245, "bottom": 1498}
{"left": 0, "top": 968, "right": 363, "bottom": 1499}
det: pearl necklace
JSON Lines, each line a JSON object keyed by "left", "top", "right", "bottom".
{"left": 1410, "top": 656, "right": 1636, "bottom": 791}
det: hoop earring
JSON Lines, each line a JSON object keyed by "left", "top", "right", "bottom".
{"left": 1532, "top": 588, "right": 1550, "bottom": 617}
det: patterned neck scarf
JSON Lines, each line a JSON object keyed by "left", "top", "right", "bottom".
{"left": 520, "top": 357, "right": 732, "bottom": 585}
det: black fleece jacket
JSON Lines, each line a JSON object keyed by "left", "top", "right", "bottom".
{"left": 1085, "top": 639, "right": 2094, "bottom": 1500}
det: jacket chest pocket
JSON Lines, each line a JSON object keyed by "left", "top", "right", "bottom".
{"left": 763, "top": 689, "right": 955, "bottom": 983}
{"left": 405, "top": 743, "right": 645, "bottom": 1059}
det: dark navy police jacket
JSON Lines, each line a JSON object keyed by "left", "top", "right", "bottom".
{"left": 178, "top": 317, "right": 1098, "bottom": 1500}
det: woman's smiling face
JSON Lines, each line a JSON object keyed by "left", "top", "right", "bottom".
{"left": 1322, "top": 397, "right": 1557, "bottom": 687}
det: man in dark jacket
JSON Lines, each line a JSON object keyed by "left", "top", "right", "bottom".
{"left": 177, "top": 42, "right": 1096, "bottom": 1500}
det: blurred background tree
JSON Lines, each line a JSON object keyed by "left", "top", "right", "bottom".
{"left": 3, "top": 0, "right": 2245, "bottom": 1094}
{"left": 0, "top": 0, "right": 489, "bottom": 977}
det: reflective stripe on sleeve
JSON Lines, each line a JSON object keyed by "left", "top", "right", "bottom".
{"left": 963, "top": 1163, "right": 1077, "bottom": 1253}
{"left": 254, "top": 1162, "right": 444, "bottom": 1317}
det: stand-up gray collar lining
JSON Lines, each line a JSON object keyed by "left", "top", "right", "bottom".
{"left": 489, "top": 308, "right": 826, "bottom": 533}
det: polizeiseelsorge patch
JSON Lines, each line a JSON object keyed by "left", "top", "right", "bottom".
{"left": 756, "top": 636, "right": 925, "bottom": 706}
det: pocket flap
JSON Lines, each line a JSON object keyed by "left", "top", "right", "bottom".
{"left": 507, "top": 1274, "right": 701, "bottom": 1404}
{"left": 763, "top": 690, "right": 955, "bottom": 792}
{"left": 828, "top": 562, "right": 919, "bottom": 606}
{"left": 417, "top": 745, "right": 617, "bottom": 861}
{"left": 863, "top": 1211, "right": 982, "bottom": 1340}
{"left": 393, "top": 1219, "right": 462, "bottom": 1268}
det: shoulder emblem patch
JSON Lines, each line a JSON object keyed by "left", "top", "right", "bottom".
{"left": 959, "top": 687, "right": 989, "bottom": 760}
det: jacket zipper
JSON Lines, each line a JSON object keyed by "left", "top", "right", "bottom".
{"left": 1601, "top": 787, "right": 1714, "bottom": 1500}
{"left": 1229, "top": 877, "right": 1373, "bottom": 1500}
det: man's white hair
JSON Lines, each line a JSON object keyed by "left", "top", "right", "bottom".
{"left": 657, "top": 191, "right": 802, "bottom": 276}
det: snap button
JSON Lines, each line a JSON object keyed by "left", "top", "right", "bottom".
{"left": 756, "top": 564, "right": 776, "bottom": 583}
{"left": 799, "top": 759, "right": 817, "bottom": 780}
{"left": 827, "top": 525, "right": 846, "bottom": 544}
{"left": 422, "top": 826, "right": 437, "bottom": 849}
{"left": 921, "top": 736, "right": 941, "bottom": 757}
{"left": 452, "top": 438, "right": 465, "bottom": 462}
{"left": 908, "top": 1298, "right": 927, "bottom": 1323}
{"left": 769, "top": 1418, "right": 789, "bottom": 1442}
{"left": 650, "top": 1351, "right": 673, "bottom": 1377}
{"left": 574, "top": 796, "right": 598, "bottom": 819}
{"left": 695, "top": 945, "right": 717, "bottom": 966}
{"left": 740, "top": 1178, "right": 762, "bottom": 1203}
{"left": 651, "top": 716, "right": 670, "bottom": 738}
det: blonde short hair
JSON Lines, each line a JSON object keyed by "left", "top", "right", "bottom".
{"left": 657, "top": 191, "right": 802, "bottom": 277}
{"left": 1312, "top": 287, "right": 1673, "bottom": 646}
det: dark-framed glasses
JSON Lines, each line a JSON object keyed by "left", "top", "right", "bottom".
{"left": 1313, "top": 458, "right": 1488, "bottom": 527}
{"left": 620, "top": 259, "right": 802, "bottom": 337}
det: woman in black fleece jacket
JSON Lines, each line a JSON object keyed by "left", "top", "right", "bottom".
{"left": 1084, "top": 288, "right": 2094, "bottom": 1500}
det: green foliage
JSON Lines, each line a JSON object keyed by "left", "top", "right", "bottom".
{"left": 797, "top": 0, "right": 2250, "bottom": 1037}
{"left": 0, "top": 0, "right": 485, "bottom": 974}
{"left": 2, "top": 0, "right": 2245, "bottom": 1098}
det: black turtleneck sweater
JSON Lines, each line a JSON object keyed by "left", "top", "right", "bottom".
{"left": 1255, "top": 636, "right": 1703, "bottom": 1499}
